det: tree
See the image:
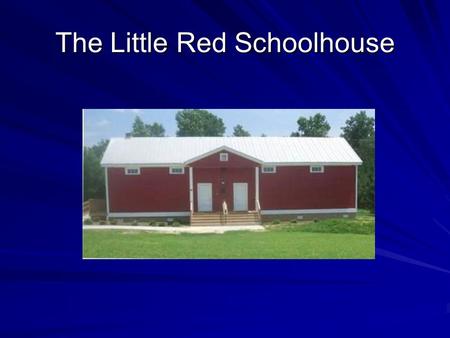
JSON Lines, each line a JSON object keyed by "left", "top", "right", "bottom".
{"left": 341, "top": 111, "right": 374, "bottom": 149}
{"left": 176, "top": 109, "right": 225, "bottom": 136}
{"left": 292, "top": 113, "right": 330, "bottom": 137}
{"left": 83, "top": 139, "right": 109, "bottom": 201}
{"left": 129, "top": 116, "right": 165, "bottom": 137}
{"left": 357, "top": 135, "right": 374, "bottom": 212}
{"left": 233, "top": 124, "right": 250, "bottom": 136}
{"left": 341, "top": 111, "right": 375, "bottom": 213}
{"left": 146, "top": 122, "right": 165, "bottom": 137}
{"left": 130, "top": 116, "right": 147, "bottom": 136}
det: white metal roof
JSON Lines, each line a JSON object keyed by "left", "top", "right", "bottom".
{"left": 100, "top": 137, "right": 362, "bottom": 166}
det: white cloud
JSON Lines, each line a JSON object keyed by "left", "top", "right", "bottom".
{"left": 96, "top": 119, "right": 111, "bottom": 127}
{"left": 114, "top": 109, "right": 143, "bottom": 114}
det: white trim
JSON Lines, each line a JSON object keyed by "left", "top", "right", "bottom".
{"left": 262, "top": 165, "right": 277, "bottom": 174}
{"left": 355, "top": 165, "right": 358, "bottom": 209}
{"left": 184, "top": 145, "right": 263, "bottom": 165}
{"left": 261, "top": 208, "right": 357, "bottom": 215}
{"left": 310, "top": 165, "right": 324, "bottom": 173}
{"left": 261, "top": 162, "right": 362, "bottom": 166}
{"left": 105, "top": 167, "right": 110, "bottom": 219}
{"left": 124, "top": 167, "right": 140, "bottom": 175}
{"left": 255, "top": 167, "right": 259, "bottom": 202}
{"left": 108, "top": 212, "right": 190, "bottom": 218}
{"left": 169, "top": 166, "right": 185, "bottom": 174}
{"left": 189, "top": 167, "right": 193, "bottom": 208}
{"left": 102, "top": 163, "right": 187, "bottom": 168}
{"left": 102, "top": 162, "right": 362, "bottom": 168}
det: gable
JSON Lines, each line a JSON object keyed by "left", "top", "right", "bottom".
{"left": 187, "top": 148, "right": 261, "bottom": 168}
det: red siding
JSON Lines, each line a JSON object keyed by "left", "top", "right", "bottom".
{"left": 193, "top": 167, "right": 255, "bottom": 212}
{"left": 190, "top": 150, "right": 259, "bottom": 168}
{"left": 107, "top": 161, "right": 355, "bottom": 213}
{"left": 107, "top": 167, "right": 189, "bottom": 212}
{"left": 260, "top": 166, "right": 356, "bottom": 210}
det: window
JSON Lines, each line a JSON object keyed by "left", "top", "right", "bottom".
{"left": 169, "top": 167, "right": 185, "bottom": 175}
{"left": 310, "top": 165, "right": 324, "bottom": 173}
{"left": 125, "top": 167, "right": 140, "bottom": 175}
{"left": 262, "top": 166, "right": 276, "bottom": 174}
{"left": 219, "top": 153, "right": 228, "bottom": 161}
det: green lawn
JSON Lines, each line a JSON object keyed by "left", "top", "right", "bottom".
{"left": 83, "top": 211, "right": 374, "bottom": 259}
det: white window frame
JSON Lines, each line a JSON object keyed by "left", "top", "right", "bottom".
{"left": 310, "top": 165, "right": 324, "bottom": 173}
{"left": 124, "top": 167, "right": 140, "bottom": 175}
{"left": 219, "top": 153, "right": 229, "bottom": 162}
{"left": 262, "top": 166, "right": 277, "bottom": 174}
{"left": 169, "top": 166, "right": 185, "bottom": 175}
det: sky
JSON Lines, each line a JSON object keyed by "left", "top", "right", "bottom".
{"left": 83, "top": 109, "right": 375, "bottom": 146}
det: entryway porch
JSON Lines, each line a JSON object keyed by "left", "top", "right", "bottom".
{"left": 190, "top": 209, "right": 261, "bottom": 226}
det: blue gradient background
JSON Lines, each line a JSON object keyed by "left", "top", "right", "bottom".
{"left": 1, "top": 1, "right": 450, "bottom": 337}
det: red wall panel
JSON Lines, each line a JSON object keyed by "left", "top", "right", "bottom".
{"left": 107, "top": 162, "right": 355, "bottom": 213}
{"left": 193, "top": 167, "right": 255, "bottom": 212}
{"left": 107, "top": 167, "right": 189, "bottom": 212}
{"left": 260, "top": 166, "right": 356, "bottom": 209}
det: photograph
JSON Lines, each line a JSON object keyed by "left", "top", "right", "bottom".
{"left": 83, "top": 109, "right": 375, "bottom": 259}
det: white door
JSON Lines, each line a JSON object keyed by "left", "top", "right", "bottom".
{"left": 233, "top": 183, "right": 248, "bottom": 211}
{"left": 197, "top": 183, "right": 213, "bottom": 212}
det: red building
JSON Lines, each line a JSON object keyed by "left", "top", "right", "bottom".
{"left": 101, "top": 137, "right": 362, "bottom": 224}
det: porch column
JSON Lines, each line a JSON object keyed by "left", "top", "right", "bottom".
{"left": 189, "top": 167, "right": 194, "bottom": 212}
{"left": 255, "top": 166, "right": 259, "bottom": 205}
{"left": 104, "top": 167, "right": 110, "bottom": 219}
{"left": 355, "top": 165, "right": 358, "bottom": 209}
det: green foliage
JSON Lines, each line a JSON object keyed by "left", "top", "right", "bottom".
{"left": 341, "top": 111, "right": 375, "bottom": 212}
{"left": 109, "top": 219, "right": 117, "bottom": 225}
{"left": 271, "top": 219, "right": 280, "bottom": 225}
{"left": 132, "top": 220, "right": 139, "bottom": 226}
{"left": 172, "top": 221, "right": 181, "bottom": 227}
{"left": 148, "top": 221, "right": 156, "bottom": 226}
{"left": 176, "top": 109, "right": 225, "bottom": 136}
{"left": 357, "top": 136, "right": 375, "bottom": 212}
{"left": 84, "top": 218, "right": 93, "bottom": 225}
{"left": 99, "top": 220, "right": 107, "bottom": 225}
{"left": 129, "top": 116, "right": 165, "bottom": 137}
{"left": 131, "top": 116, "right": 147, "bottom": 136}
{"left": 233, "top": 124, "right": 251, "bottom": 136}
{"left": 83, "top": 139, "right": 109, "bottom": 201}
{"left": 271, "top": 210, "right": 374, "bottom": 235}
{"left": 341, "top": 111, "right": 374, "bottom": 150}
{"left": 293, "top": 113, "right": 330, "bottom": 137}
{"left": 146, "top": 122, "right": 165, "bottom": 137}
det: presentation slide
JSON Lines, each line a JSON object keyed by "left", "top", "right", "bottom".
{"left": 1, "top": 1, "right": 449, "bottom": 337}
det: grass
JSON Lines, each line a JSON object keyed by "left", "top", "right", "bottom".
{"left": 83, "top": 211, "right": 374, "bottom": 259}
{"left": 268, "top": 210, "right": 375, "bottom": 235}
